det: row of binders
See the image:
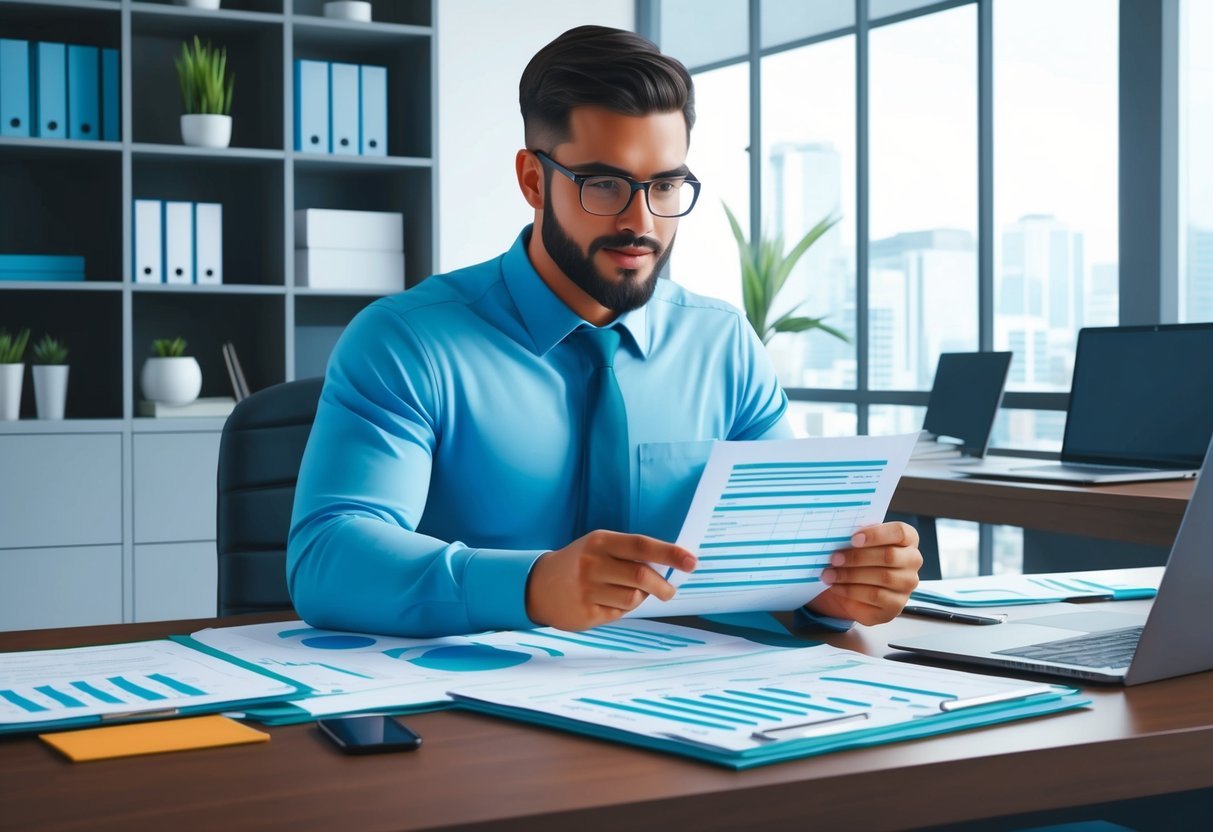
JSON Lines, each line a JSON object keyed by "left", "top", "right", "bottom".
{"left": 0, "top": 39, "right": 119, "bottom": 141}
{"left": 133, "top": 200, "right": 223, "bottom": 285}
{"left": 294, "top": 60, "right": 387, "bottom": 156}
{"left": 0, "top": 254, "right": 85, "bottom": 282}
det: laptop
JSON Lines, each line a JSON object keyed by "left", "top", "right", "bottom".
{"left": 890, "top": 434, "right": 1213, "bottom": 685}
{"left": 920, "top": 351, "right": 1012, "bottom": 458}
{"left": 955, "top": 323, "right": 1213, "bottom": 484}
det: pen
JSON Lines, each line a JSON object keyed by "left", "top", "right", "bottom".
{"left": 900, "top": 605, "right": 1006, "bottom": 626}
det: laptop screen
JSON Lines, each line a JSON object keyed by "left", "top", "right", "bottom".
{"left": 1062, "top": 324, "right": 1213, "bottom": 468}
{"left": 922, "top": 352, "right": 1013, "bottom": 457}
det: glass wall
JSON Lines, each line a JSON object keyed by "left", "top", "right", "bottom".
{"left": 1180, "top": 0, "right": 1213, "bottom": 322}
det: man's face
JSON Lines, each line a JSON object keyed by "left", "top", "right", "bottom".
{"left": 538, "top": 108, "right": 689, "bottom": 314}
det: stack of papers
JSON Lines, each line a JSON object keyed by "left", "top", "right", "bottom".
{"left": 910, "top": 430, "right": 965, "bottom": 461}
{"left": 911, "top": 567, "right": 1163, "bottom": 607}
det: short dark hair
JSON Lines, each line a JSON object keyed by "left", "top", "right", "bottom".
{"left": 519, "top": 25, "right": 695, "bottom": 150}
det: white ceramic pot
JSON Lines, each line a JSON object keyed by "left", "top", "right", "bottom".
{"left": 181, "top": 114, "right": 232, "bottom": 148}
{"left": 175, "top": 0, "right": 222, "bottom": 9}
{"left": 33, "top": 364, "right": 69, "bottom": 420}
{"left": 324, "top": 1, "right": 372, "bottom": 21}
{"left": 0, "top": 363, "right": 23, "bottom": 421}
{"left": 141, "top": 356, "right": 202, "bottom": 405}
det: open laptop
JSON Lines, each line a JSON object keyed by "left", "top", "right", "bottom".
{"left": 920, "top": 351, "right": 1012, "bottom": 458}
{"left": 890, "top": 434, "right": 1213, "bottom": 685}
{"left": 955, "top": 323, "right": 1213, "bottom": 484}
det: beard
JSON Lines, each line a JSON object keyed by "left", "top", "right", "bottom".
{"left": 540, "top": 191, "right": 676, "bottom": 314}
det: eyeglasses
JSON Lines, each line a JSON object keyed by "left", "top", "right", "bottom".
{"left": 532, "top": 150, "right": 702, "bottom": 218}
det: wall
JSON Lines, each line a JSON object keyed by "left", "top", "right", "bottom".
{"left": 436, "top": 0, "right": 635, "bottom": 273}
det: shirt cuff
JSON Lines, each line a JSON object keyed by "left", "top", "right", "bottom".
{"left": 793, "top": 605, "right": 854, "bottom": 633}
{"left": 463, "top": 547, "right": 547, "bottom": 632}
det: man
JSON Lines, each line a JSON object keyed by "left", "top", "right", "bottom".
{"left": 288, "top": 25, "right": 921, "bottom": 638}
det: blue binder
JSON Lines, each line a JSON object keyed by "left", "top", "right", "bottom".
{"left": 329, "top": 62, "right": 360, "bottom": 156}
{"left": 0, "top": 39, "right": 31, "bottom": 138}
{"left": 67, "top": 44, "right": 99, "bottom": 140}
{"left": 33, "top": 42, "right": 66, "bottom": 139}
{"left": 359, "top": 65, "right": 387, "bottom": 156}
{"left": 101, "top": 48, "right": 119, "bottom": 141}
{"left": 293, "top": 59, "right": 329, "bottom": 153}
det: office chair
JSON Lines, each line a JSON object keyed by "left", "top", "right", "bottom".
{"left": 216, "top": 376, "right": 324, "bottom": 616}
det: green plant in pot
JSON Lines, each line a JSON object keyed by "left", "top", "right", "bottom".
{"left": 176, "top": 35, "right": 235, "bottom": 148}
{"left": 723, "top": 202, "right": 849, "bottom": 347}
{"left": 31, "top": 334, "right": 69, "bottom": 420}
{"left": 0, "top": 328, "right": 30, "bottom": 421}
{"left": 141, "top": 337, "right": 202, "bottom": 407}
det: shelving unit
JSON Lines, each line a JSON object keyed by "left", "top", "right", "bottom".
{"left": 0, "top": 0, "right": 437, "bottom": 630}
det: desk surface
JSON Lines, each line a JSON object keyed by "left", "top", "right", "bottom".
{"left": 3, "top": 609, "right": 1213, "bottom": 832}
{"left": 893, "top": 463, "right": 1194, "bottom": 547}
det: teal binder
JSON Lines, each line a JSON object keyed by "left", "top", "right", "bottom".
{"left": 0, "top": 38, "right": 31, "bottom": 138}
{"left": 34, "top": 42, "right": 67, "bottom": 139}
{"left": 66, "top": 44, "right": 99, "bottom": 140}
{"left": 101, "top": 47, "right": 119, "bottom": 141}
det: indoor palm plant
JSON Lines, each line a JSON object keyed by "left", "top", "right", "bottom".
{"left": 175, "top": 35, "right": 235, "bottom": 148}
{"left": 723, "top": 202, "right": 849, "bottom": 347}
{"left": 141, "top": 337, "right": 202, "bottom": 406}
{"left": 0, "top": 328, "right": 30, "bottom": 421}
{"left": 30, "top": 334, "right": 69, "bottom": 420}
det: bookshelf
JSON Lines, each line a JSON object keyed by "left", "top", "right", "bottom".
{"left": 0, "top": 0, "right": 437, "bottom": 630}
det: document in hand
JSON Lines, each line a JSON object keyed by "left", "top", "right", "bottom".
{"left": 631, "top": 433, "right": 918, "bottom": 618}
{"left": 0, "top": 639, "right": 306, "bottom": 735}
{"left": 447, "top": 641, "right": 1088, "bottom": 769}
{"left": 911, "top": 567, "right": 1163, "bottom": 607}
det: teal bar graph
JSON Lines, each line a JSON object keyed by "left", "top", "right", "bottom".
{"left": 107, "top": 676, "right": 167, "bottom": 701}
{"left": 71, "top": 681, "right": 122, "bottom": 704}
{"left": 34, "top": 685, "right": 85, "bottom": 708}
{"left": 1, "top": 689, "right": 48, "bottom": 713}
{"left": 147, "top": 673, "right": 206, "bottom": 697}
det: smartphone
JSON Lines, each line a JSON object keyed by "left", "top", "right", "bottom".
{"left": 317, "top": 715, "right": 423, "bottom": 754}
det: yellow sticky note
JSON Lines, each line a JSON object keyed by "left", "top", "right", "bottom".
{"left": 40, "top": 715, "right": 269, "bottom": 762}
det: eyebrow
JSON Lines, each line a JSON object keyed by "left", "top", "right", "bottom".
{"left": 566, "top": 160, "right": 692, "bottom": 179}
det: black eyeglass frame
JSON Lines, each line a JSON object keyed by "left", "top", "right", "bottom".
{"left": 531, "top": 150, "right": 702, "bottom": 218}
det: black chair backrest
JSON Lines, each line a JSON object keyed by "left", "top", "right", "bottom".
{"left": 216, "top": 377, "right": 324, "bottom": 616}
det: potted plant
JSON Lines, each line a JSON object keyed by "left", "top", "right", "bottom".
{"left": 141, "top": 337, "right": 202, "bottom": 406}
{"left": 0, "top": 328, "right": 30, "bottom": 421}
{"left": 30, "top": 334, "right": 69, "bottom": 420}
{"left": 175, "top": 35, "right": 235, "bottom": 148}
{"left": 723, "top": 203, "right": 849, "bottom": 346}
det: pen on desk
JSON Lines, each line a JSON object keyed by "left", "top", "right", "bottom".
{"left": 900, "top": 605, "right": 1006, "bottom": 626}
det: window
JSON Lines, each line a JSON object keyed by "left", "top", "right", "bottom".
{"left": 1180, "top": 0, "right": 1213, "bottom": 322}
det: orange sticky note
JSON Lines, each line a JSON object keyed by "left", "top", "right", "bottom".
{"left": 40, "top": 715, "right": 269, "bottom": 762}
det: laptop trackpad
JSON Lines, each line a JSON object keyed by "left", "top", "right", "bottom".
{"left": 1017, "top": 611, "right": 1147, "bottom": 631}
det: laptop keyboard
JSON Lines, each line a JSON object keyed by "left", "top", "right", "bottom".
{"left": 994, "top": 625, "right": 1144, "bottom": 669}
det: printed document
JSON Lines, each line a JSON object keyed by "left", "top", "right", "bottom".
{"left": 631, "top": 433, "right": 918, "bottom": 617}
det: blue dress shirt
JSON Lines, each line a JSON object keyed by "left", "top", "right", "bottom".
{"left": 288, "top": 227, "right": 834, "bottom": 638}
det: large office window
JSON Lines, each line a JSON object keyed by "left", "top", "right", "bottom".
{"left": 1180, "top": 0, "right": 1213, "bottom": 322}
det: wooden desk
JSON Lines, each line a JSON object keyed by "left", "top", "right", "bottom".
{"left": 4, "top": 610, "right": 1213, "bottom": 831}
{"left": 892, "top": 465, "right": 1193, "bottom": 548}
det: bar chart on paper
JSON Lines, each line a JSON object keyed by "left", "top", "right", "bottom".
{"left": 632, "top": 434, "right": 918, "bottom": 618}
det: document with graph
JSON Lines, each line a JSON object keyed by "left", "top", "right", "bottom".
{"left": 632, "top": 433, "right": 918, "bottom": 618}
{"left": 447, "top": 641, "right": 1089, "bottom": 769}
{"left": 0, "top": 639, "right": 305, "bottom": 734}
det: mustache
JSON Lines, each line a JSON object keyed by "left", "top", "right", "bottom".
{"left": 588, "top": 234, "right": 662, "bottom": 257}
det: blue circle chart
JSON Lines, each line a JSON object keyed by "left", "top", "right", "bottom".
{"left": 383, "top": 644, "right": 532, "bottom": 672}
{"left": 300, "top": 635, "right": 378, "bottom": 650}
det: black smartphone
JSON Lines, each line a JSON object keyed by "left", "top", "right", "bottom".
{"left": 317, "top": 715, "right": 423, "bottom": 754}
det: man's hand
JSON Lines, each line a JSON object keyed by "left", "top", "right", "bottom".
{"left": 525, "top": 531, "right": 697, "bottom": 631}
{"left": 806, "top": 521, "right": 922, "bottom": 626}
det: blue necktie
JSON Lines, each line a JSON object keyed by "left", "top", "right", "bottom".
{"left": 573, "top": 326, "right": 630, "bottom": 536}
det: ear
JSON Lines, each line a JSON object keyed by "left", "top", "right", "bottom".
{"left": 516, "top": 149, "right": 544, "bottom": 210}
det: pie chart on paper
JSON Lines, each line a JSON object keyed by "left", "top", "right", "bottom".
{"left": 382, "top": 644, "right": 532, "bottom": 672}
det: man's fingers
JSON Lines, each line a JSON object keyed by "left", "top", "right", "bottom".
{"left": 821, "top": 565, "right": 919, "bottom": 593}
{"left": 849, "top": 521, "right": 919, "bottom": 550}
{"left": 830, "top": 544, "right": 924, "bottom": 571}
{"left": 581, "top": 530, "right": 697, "bottom": 572}
{"left": 593, "top": 557, "right": 678, "bottom": 602}
{"left": 817, "top": 582, "right": 910, "bottom": 610}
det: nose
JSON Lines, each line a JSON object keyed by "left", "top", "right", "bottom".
{"left": 615, "top": 185, "right": 656, "bottom": 238}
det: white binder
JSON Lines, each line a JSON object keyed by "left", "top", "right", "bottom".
{"left": 164, "top": 201, "right": 194, "bottom": 284}
{"left": 359, "top": 65, "right": 387, "bottom": 156}
{"left": 329, "top": 62, "right": 360, "bottom": 156}
{"left": 194, "top": 202, "right": 223, "bottom": 285}
{"left": 293, "top": 59, "right": 329, "bottom": 153}
{"left": 133, "top": 199, "right": 163, "bottom": 284}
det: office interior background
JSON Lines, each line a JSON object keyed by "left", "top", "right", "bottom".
{"left": 0, "top": 0, "right": 1207, "bottom": 630}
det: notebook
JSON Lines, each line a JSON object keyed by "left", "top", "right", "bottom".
{"left": 954, "top": 323, "right": 1213, "bottom": 484}
{"left": 919, "top": 351, "right": 1012, "bottom": 458}
{"left": 891, "top": 434, "right": 1213, "bottom": 684}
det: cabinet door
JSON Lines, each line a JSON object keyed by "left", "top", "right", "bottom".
{"left": 0, "top": 433, "right": 122, "bottom": 549}
{"left": 134, "top": 542, "right": 218, "bottom": 622}
{"left": 0, "top": 546, "right": 123, "bottom": 631}
{"left": 133, "top": 432, "right": 222, "bottom": 544}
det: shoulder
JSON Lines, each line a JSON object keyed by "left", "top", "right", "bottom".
{"left": 648, "top": 278, "right": 751, "bottom": 336}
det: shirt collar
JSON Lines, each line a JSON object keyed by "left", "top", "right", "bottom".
{"left": 500, "top": 226, "right": 650, "bottom": 358}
